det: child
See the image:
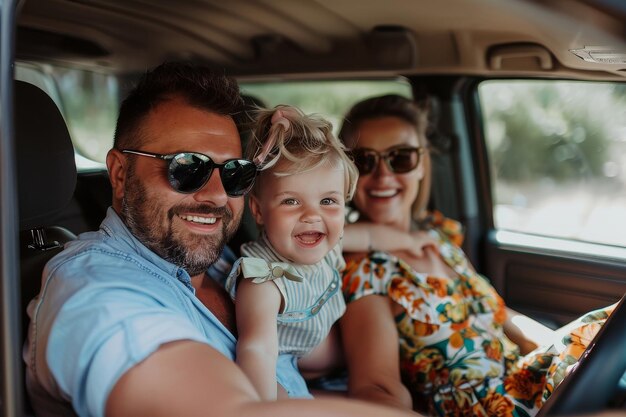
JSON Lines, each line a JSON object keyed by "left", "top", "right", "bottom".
{"left": 225, "top": 105, "right": 358, "bottom": 400}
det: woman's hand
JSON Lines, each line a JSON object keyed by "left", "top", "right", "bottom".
{"left": 504, "top": 307, "right": 556, "bottom": 354}
{"left": 343, "top": 223, "right": 437, "bottom": 257}
{"left": 406, "top": 230, "right": 438, "bottom": 258}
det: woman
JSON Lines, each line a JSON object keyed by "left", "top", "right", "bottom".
{"left": 338, "top": 94, "right": 613, "bottom": 416}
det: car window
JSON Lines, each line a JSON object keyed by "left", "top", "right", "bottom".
{"left": 15, "top": 69, "right": 410, "bottom": 169}
{"left": 240, "top": 79, "right": 412, "bottom": 136}
{"left": 15, "top": 63, "right": 118, "bottom": 170}
{"left": 479, "top": 80, "right": 626, "bottom": 250}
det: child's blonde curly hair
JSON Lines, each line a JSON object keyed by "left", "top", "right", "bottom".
{"left": 247, "top": 105, "right": 358, "bottom": 200}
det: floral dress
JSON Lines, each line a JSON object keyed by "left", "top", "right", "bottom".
{"left": 342, "top": 212, "right": 614, "bottom": 417}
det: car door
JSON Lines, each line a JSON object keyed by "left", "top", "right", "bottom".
{"left": 421, "top": 75, "right": 626, "bottom": 328}
{"left": 1, "top": 1, "right": 29, "bottom": 416}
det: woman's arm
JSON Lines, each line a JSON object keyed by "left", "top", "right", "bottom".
{"left": 340, "top": 295, "right": 412, "bottom": 410}
{"left": 343, "top": 223, "right": 436, "bottom": 257}
{"left": 235, "top": 278, "right": 283, "bottom": 400}
{"left": 298, "top": 323, "right": 345, "bottom": 379}
{"left": 503, "top": 307, "right": 555, "bottom": 355}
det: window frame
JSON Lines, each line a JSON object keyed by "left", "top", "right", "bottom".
{"left": 1, "top": 1, "right": 28, "bottom": 416}
{"left": 468, "top": 76, "right": 626, "bottom": 262}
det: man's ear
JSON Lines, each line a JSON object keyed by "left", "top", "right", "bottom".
{"left": 106, "top": 149, "right": 127, "bottom": 206}
{"left": 247, "top": 194, "right": 264, "bottom": 226}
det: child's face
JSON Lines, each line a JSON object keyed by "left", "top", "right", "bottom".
{"left": 250, "top": 160, "right": 346, "bottom": 265}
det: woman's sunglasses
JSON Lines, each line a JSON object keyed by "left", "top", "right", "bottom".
{"left": 350, "top": 146, "right": 425, "bottom": 175}
{"left": 122, "top": 149, "right": 258, "bottom": 197}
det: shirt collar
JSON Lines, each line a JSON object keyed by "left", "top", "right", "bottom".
{"left": 99, "top": 207, "right": 193, "bottom": 291}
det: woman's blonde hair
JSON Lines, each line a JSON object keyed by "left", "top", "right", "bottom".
{"left": 247, "top": 105, "right": 358, "bottom": 200}
{"left": 339, "top": 94, "right": 431, "bottom": 222}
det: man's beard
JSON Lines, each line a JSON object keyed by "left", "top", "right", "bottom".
{"left": 121, "top": 168, "right": 240, "bottom": 276}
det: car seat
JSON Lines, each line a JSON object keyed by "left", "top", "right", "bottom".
{"left": 15, "top": 80, "right": 77, "bottom": 368}
{"left": 15, "top": 80, "right": 78, "bottom": 415}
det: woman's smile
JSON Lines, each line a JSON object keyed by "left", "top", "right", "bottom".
{"left": 367, "top": 188, "right": 401, "bottom": 198}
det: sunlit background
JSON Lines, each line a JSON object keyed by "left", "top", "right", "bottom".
{"left": 480, "top": 80, "right": 626, "bottom": 248}
{"left": 20, "top": 63, "right": 624, "bottom": 251}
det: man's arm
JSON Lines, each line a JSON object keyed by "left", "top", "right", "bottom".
{"left": 106, "top": 340, "right": 258, "bottom": 417}
{"left": 106, "top": 340, "right": 422, "bottom": 417}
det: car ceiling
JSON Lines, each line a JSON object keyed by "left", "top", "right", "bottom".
{"left": 15, "top": 0, "right": 626, "bottom": 80}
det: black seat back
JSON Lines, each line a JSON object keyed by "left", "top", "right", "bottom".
{"left": 59, "top": 170, "right": 112, "bottom": 234}
{"left": 15, "top": 80, "right": 77, "bottom": 355}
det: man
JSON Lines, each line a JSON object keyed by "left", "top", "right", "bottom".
{"left": 24, "top": 62, "right": 420, "bottom": 417}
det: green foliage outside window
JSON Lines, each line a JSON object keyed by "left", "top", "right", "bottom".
{"left": 481, "top": 81, "right": 625, "bottom": 183}
{"left": 241, "top": 80, "right": 412, "bottom": 135}
{"left": 480, "top": 80, "right": 626, "bottom": 247}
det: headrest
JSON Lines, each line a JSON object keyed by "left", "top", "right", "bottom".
{"left": 15, "top": 81, "right": 77, "bottom": 231}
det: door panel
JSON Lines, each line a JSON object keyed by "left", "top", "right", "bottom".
{"left": 485, "top": 233, "right": 626, "bottom": 327}
{"left": 469, "top": 78, "right": 626, "bottom": 328}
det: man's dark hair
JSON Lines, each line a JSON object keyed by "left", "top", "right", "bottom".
{"left": 113, "top": 61, "right": 244, "bottom": 149}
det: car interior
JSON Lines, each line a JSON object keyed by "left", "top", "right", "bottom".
{"left": 1, "top": 0, "right": 626, "bottom": 416}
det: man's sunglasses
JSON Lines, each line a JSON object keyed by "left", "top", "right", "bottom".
{"left": 122, "top": 150, "right": 258, "bottom": 197}
{"left": 350, "top": 146, "right": 425, "bottom": 175}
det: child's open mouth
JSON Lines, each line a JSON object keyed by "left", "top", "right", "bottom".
{"left": 295, "top": 231, "right": 325, "bottom": 246}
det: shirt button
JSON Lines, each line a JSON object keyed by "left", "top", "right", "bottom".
{"left": 272, "top": 266, "right": 284, "bottom": 277}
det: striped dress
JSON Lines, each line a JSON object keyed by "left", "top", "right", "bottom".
{"left": 226, "top": 234, "right": 346, "bottom": 357}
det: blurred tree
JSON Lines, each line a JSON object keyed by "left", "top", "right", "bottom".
{"left": 241, "top": 80, "right": 412, "bottom": 135}
{"left": 52, "top": 67, "right": 118, "bottom": 163}
{"left": 481, "top": 81, "right": 624, "bottom": 183}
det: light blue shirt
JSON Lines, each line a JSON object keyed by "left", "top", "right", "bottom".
{"left": 23, "top": 208, "right": 310, "bottom": 417}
